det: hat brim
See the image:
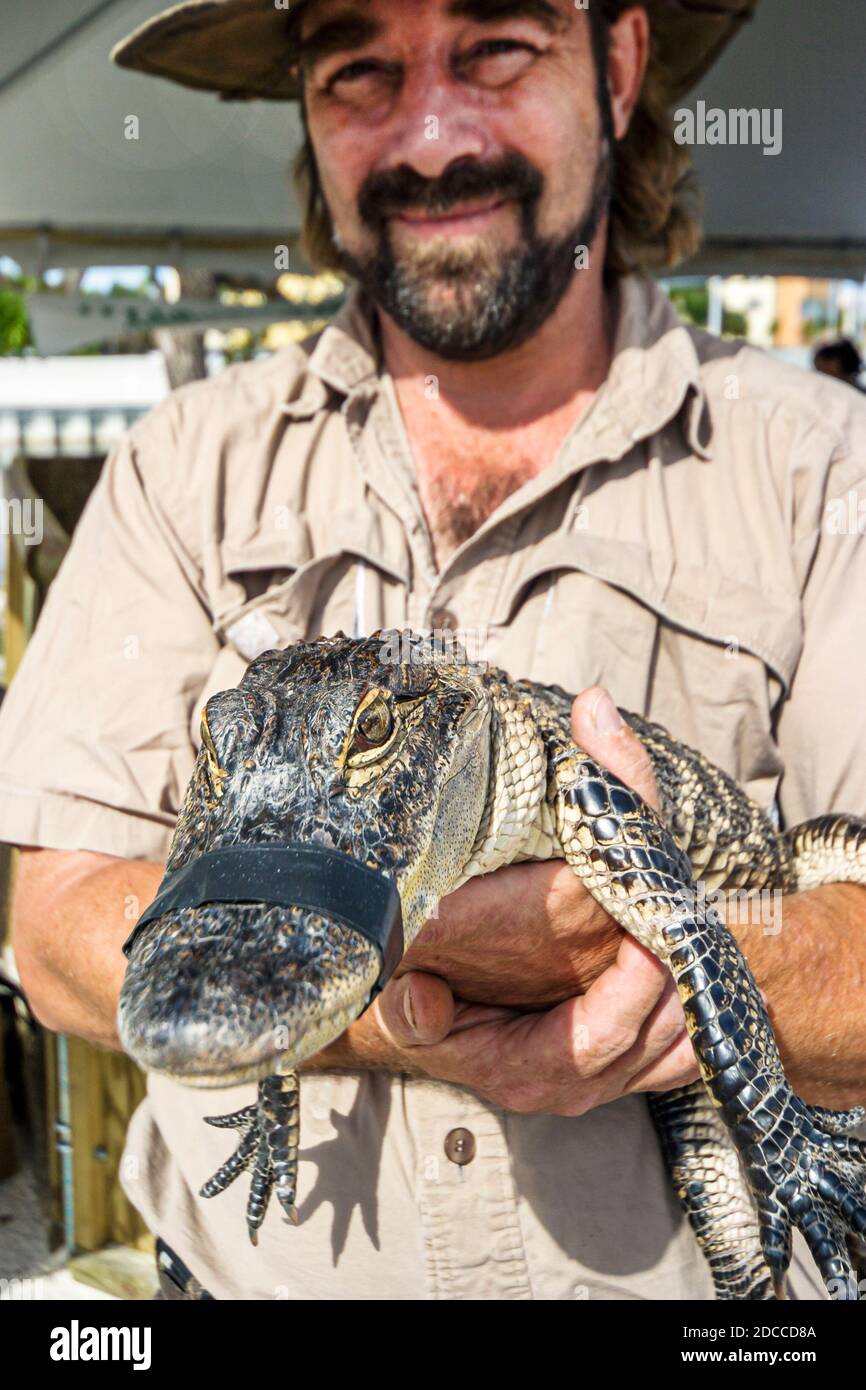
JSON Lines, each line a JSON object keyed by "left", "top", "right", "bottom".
{"left": 111, "top": 0, "right": 758, "bottom": 105}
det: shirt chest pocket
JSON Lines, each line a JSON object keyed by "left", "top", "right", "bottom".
{"left": 190, "top": 516, "right": 409, "bottom": 747}
{"left": 485, "top": 532, "right": 674, "bottom": 705}
{"left": 484, "top": 530, "right": 802, "bottom": 809}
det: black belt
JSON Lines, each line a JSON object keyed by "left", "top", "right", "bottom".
{"left": 124, "top": 842, "right": 405, "bottom": 1001}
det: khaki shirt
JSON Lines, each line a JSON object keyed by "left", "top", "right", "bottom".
{"left": 2, "top": 274, "right": 865, "bottom": 1299}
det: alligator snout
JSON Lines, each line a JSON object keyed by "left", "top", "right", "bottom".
{"left": 118, "top": 901, "right": 380, "bottom": 1086}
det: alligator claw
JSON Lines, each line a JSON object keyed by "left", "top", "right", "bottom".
{"left": 745, "top": 1094, "right": 866, "bottom": 1300}
{"left": 200, "top": 1071, "right": 300, "bottom": 1243}
{"left": 203, "top": 1103, "right": 257, "bottom": 1131}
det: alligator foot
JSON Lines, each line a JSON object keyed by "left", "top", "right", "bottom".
{"left": 200, "top": 1071, "right": 300, "bottom": 1244}
{"left": 737, "top": 1091, "right": 866, "bottom": 1300}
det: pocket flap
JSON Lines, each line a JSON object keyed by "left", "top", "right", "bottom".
{"left": 491, "top": 530, "right": 801, "bottom": 691}
{"left": 219, "top": 509, "right": 312, "bottom": 579}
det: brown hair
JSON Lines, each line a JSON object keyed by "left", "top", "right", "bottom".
{"left": 292, "top": 1, "right": 702, "bottom": 277}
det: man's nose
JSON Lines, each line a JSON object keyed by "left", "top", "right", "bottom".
{"left": 383, "top": 68, "right": 493, "bottom": 181}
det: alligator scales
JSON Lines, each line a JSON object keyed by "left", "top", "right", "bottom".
{"left": 119, "top": 633, "right": 866, "bottom": 1300}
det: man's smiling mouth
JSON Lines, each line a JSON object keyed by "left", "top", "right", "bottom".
{"left": 392, "top": 198, "right": 511, "bottom": 235}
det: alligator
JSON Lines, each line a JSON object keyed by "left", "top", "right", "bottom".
{"left": 119, "top": 631, "right": 866, "bottom": 1300}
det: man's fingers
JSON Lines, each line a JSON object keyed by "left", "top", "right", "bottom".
{"left": 373, "top": 970, "right": 455, "bottom": 1049}
{"left": 492, "top": 937, "right": 671, "bottom": 1086}
{"left": 571, "top": 686, "right": 660, "bottom": 812}
{"left": 578, "top": 933, "right": 669, "bottom": 1054}
{"left": 626, "top": 1027, "right": 700, "bottom": 1093}
{"left": 614, "top": 968, "right": 696, "bottom": 1087}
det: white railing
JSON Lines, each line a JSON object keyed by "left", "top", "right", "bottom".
{"left": 0, "top": 407, "right": 150, "bottom": 464}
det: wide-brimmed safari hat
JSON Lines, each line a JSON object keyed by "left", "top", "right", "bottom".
{"left": 112, "top": 0, "right": 759, "bottom": 105}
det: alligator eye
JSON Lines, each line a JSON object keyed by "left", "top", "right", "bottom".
{"left": 354, "top": 698, "right": 393, "bottom": 751}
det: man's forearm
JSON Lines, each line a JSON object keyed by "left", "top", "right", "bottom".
{"left": 13, "top": 848, "right": 163, "bottom": 1051}
{"left": 308, "top": 884, "right": 866, "bottom": 1108}
{"left": 302, "top": 1013, "right": 413, "bottom": 1074}
{"left": 731, "top": 883, "right": 866, "bottom": 1109}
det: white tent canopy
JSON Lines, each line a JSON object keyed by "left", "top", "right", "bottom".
{"left": 685, "top": 0, "right": 866, "bottom": 278}
{"left": 1, "top": 0, "right": 304, "bottom": 277}
{"left": 1, "top": 0, "right": 865, "bottom": 280}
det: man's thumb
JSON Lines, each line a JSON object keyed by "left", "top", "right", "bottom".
{"left": 571, "top": 686, "right": 661, "bottom": 813}
{"left": 373, "top": 970, "right": 455, "bottom": 1048}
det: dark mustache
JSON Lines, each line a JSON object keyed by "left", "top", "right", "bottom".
{"left": 357, "top": 152, "right": 543, "bottom": 229}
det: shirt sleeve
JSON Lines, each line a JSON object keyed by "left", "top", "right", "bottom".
{"left": 775, "top": 442, "right": 866, "bottom": 828}
{"left": 0, "top": 415, "right": 220, "bottom": 862}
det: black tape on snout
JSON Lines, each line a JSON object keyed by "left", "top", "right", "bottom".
{"left": 122, "top": 843, "right": 404, "bottom": 999}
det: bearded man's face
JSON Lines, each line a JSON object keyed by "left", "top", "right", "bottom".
{"left": 299, "top": 0, "right": 613, "bottom": 361}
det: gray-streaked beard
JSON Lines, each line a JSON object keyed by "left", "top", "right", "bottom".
{"left": 337, "top": 147, "right": 611, "bottom": 363}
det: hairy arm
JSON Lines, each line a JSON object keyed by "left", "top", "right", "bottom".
{"left": 729, "top": 883, "right": 866, "bottom": 1107}
{"left": 12, "top": 847, "right": 162, "bottom": 1050}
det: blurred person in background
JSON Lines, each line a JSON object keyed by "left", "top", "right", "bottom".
{"left": 814, "top": 338, "right": 865, "bottom": 391}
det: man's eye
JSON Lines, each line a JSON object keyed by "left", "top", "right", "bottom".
{"left": 326, "top": 59, "right": 390, "bottom": 93}
{"left": 471, "top": 39, "right": 531, "bottom": 58}
{"left": 457, "top": 38, "right": 539, "bottom": 85}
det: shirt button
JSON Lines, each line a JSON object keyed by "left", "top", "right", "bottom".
{"left": 430, "top": 607, "right": 457, "bottom": 632}
{"left": 444, "top": 1127, "right": 476, "bottom": 1166}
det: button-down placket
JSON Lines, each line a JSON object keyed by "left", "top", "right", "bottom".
{"left": 405, "top": 1081, "right": 534, "bottom": 1300}
{"left": 299, "top": 295, "right": 447, "bottom": 625}
{"left": 278, "top": 277, "right": 711, "bottom": 660}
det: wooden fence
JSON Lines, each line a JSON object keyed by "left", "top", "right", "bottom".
{"left": 3, "top": 453, "right": 151, "bottom": 1253}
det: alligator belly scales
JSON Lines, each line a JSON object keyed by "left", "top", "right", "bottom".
{"left": 119, "top": 633, "right": 866, "bottom": 1300}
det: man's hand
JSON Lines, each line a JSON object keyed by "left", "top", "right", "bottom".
{"left": 308, "top": 687, "right": 699, "bottom": 1113}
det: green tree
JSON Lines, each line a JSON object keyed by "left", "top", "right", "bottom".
{"left": 0, "top": 276, "right": 34, "bottom": 354}
{"left": 668, "top": 283, "right": 747, "bottom": 338}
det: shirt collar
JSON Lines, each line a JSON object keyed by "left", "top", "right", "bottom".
{"left": 280, "top": 290, "right": 380, "bottom": 421}
{"left": 585, "top": 273, "right": 712, "bottom": 462}
{"left": 281, "top": 273, "right": 712, "bottom": 461}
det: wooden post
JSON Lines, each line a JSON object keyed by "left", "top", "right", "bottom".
{"left": 64, "top": 1038, "right": 149, "bottom": 1252}
{"left": 153, "top": 268, "right": 214, "bottom": 387}
{"left": 0, "top": 528, "right": 27, "bottom": 1180}
{"left": 4, "top": 528, "right": 29, "bottom": 683}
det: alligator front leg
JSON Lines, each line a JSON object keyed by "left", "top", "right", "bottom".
{"left": 551, "top": 746, "right": 866, "bottom": 1299}
{"left": 200, "top": 1071, "right": 300, "bottom": 1244}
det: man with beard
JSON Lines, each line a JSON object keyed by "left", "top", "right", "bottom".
{"left": 3, "top": 0, "right": 866, "bottom": 1301}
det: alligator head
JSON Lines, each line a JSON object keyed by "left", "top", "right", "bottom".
{"left": 118, "top": 632, "right": 492, "bottom": 1087}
